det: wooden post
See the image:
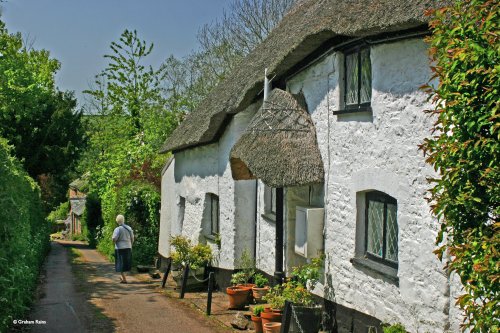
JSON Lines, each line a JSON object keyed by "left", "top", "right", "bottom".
{"left": 179, "top": 264, "right": 190, "bottom": 299}
{"left": 161, "top": 259, "right": 172, "bottom": 289}
{"left": 280, "top": 300, "right": 292, "bottom": 333}
{"left": 206, "top": 272, "right": 214, "bottom": 315}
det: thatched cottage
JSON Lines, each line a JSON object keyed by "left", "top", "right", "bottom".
{"left": 158, "top": 0, "right": 462, "bottom": 331}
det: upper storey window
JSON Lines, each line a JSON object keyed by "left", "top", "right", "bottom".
{"left": 344, "top": 47, "right": 372, "bottom": 110}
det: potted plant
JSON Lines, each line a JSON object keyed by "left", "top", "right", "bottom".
{"left": 251, "top": 305, "right": 265, "bottom": 333}
{"left": 285, "top": 257, "right": 324, "bottom": 333}
{"left": 252, "top": 273, "right": 270, "bottom": 302}
{"left": 170, "top": 235, "right": 212, "bottom": 290}
{"left": 261, "top": 284, "right": 285, "bottom": 325}
{"left": 226, "top": 250, "right": 256, "bottom": 308}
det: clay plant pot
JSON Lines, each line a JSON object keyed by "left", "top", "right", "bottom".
{"left": 263, "top": 322, "right": 281, "bottom": 333}
{"left": 252, "top": 286, "right": 270, "bottom": 302}
{"left": 260, "top": 309, "right": 282, "bottom": 326}
{"left": 226, "top": 286, "right": 250, "bottom": 310}
{"left": 251, "top": 315, "right": 264, "bottom": 333}
{"left": 237, "top": 283, "right": 256, "bottom": 303}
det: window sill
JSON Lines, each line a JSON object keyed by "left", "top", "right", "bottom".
{"left": 204, "top": 234, "right": 217, "bottom": 241}
{"left": 350, "top": 256, "right": 399, "bottom": 285}
{"left": 332, "top": 106, "right": 372, "bottom": 115}
{"left": 261, "top": 213, "right": 276, "bottom": 223}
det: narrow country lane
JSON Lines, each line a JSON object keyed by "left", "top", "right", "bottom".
{"left": 27, "top": 241, "right": 229, "bottom": 333}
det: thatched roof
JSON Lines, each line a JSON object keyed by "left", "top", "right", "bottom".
{"left": 230, "top": 89, "right": 324, "bottom": 187}
{"left": 160, "top": 0, "right": 447, "bottom": 153}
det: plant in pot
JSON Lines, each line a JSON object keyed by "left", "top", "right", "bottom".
{"left": 251, "top": 305, "right": 265, "bottom": 333}
{"left": 171, "top": 235, "right": 212, "bottom": 290}
{"left": 252, "top": 273, "right": 270, "bottom": 302}
{"left": 235, "top": 250, "right": 256, "bottom": 289}
{"left": 261, "top": 284, "right": 285, "bottom": 326}
{"left": 285, "top": 257, "right": 324, "bottom": 333}
{"left": 227, "top": 271, "right": 251, "bottom": 309}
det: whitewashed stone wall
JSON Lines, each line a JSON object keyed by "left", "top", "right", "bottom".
{"left": 282, "top": 38, "right": 456, "bottom": 332}
{"left": 158, "top": 104, "right": 258, "bottom": 270}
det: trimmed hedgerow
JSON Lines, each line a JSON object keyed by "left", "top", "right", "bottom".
{"left": 0, "top": 138, "right": 50, "bottom": 331}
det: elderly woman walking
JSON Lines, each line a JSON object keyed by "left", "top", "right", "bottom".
{"left": 112, "top": 214, "right": 134, "bottom": 283}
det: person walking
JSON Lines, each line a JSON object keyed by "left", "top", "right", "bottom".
{"left": 112, "top": 214, "right": 134, "bottom": 283}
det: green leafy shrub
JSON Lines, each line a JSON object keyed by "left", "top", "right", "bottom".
{"left": 81, "top": 192, "right": 103, "bottom": 248}
{"left": 422, "top": 1, "right": 499, "bottom": 331}
{"left": 171, "top": 235, "right": 213, "bottom": 271}
{"left": 46, "top": 201, "right": 70, "bottom": 225}
{"left": 382, "top": 323, "right": 406, "bottom": 333}
{"left": 253, "top": 273, "right": 269, "bottom": 288}
{"left": 0, "top": 139, "right": 50, "bottom": 331}
{"left": 97, "top": 181, "right": 161, "bottom": 265}
{"left": 253, "top": 305, "right": 265, "bottom": 317}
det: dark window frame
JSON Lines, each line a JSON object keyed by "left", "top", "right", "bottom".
{"left": 343, "top": 45, "right": 372, "bottom": 112}
{"left": 364, "top": 191, "right": 398, "bottom": 268}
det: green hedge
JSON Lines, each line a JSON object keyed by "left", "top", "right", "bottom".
{"left": 0, "top": 139, "right": 50, "bottom": 331}
{"left": 96, "top": 181, "right": 160, "bottom": 265}
{"left": 81, "top": 192, "right": 104, "bottom": 248}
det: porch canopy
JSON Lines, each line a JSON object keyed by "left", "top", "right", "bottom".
{"left": 230, "top": 89, "right": 324, "bottom": 188}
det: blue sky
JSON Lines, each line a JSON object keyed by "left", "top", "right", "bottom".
{"left": 1, "top": 0, "right": 229, "bottom": 105}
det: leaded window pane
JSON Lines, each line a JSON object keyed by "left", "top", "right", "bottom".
{"left": 271, "top": 187, "right": 276, "bottom": 214}
{"left": 367, "top": 200, "right": 384, "bottom": 257}
{"left": 345, "top": 53, "right": 358, "bottom": 105}
{"left": 385, "top": 203, "right": 398, "bottom": 262}
{"left": 360, "top": 49, "right": 372, "bottom": 104}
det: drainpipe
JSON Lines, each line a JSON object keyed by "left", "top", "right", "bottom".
{"left": 274, "top": 187, "right": 285, "bottom": 285}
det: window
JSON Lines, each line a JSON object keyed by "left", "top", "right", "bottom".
{"left": 178, "top": 196, "right": 186, "bottom": 234}
{"left": 208, "top": 194, "right": 219, "bottom": 235}
{"left": 264, "top": 185, "right": 276, "bottom": 215}
{"left": 365, "top": 191, "right": 398, "bottom": 267}
{"left": 344, "top": 47, "right": 371, "bottom": 110}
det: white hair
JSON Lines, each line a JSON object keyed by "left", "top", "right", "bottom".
{"left": 116, "top": 214, "right": 125, "bottom": 225}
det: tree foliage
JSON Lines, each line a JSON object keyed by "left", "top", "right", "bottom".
{"left": 0, "top": 19, "right": 86, "bottom": 210}
{"left": 422, "top": 1, "right": 499, "bottom": 331}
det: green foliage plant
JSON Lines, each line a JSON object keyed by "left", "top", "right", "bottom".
{"left": 422, "top": 1, "right": 499, "bottom": 331}
{"left": 382, "top": 323, "right": 407, "bottom": 333}
{"left": 231, "top": 271, "right": 248, "bottom": 285}
{"left": 253, "top": 273, "right": 269, "bottom": 288}
{"left": 171, "top": 235, "right": 213, "bottom": 271}
{"left": 0, "top": 139, "right": 49, "bottom": 331}
{"left": 46, "top": 201, "right": 70, "bottom": 225}
{"left": 253, "top": 305, "right": 265, "bottom": 317}
{"left": 235, "top": 249, "right": 256, "bottom": 284}
{"left": 81, "top": 192, "right": 103, "bottom": 248}
{"left": 263, "top": 284, "right": 286, "bottom": 310}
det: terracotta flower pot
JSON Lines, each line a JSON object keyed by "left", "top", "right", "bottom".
{"left": 260, "top": 309, "right": 282, "bottom": 326}
{"left": 226, "top": 286, "right": 249, "bottom": 309}
{"left": 252, "top": 286, "right": 270, "bottom": 302}
{"left": 237, "top": 283, "right": 256, "bottom": 303}
{"left": 263, "top": 322, "right": 281, "bottom": 333}
{"left": 251, "top": 315, "right": 263, "bottom": 333}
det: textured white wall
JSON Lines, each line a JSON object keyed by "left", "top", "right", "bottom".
{"left": 284, "top": 38, "right": 455, "bottom": 332}
{"left": 159, "top": 103, "right": 258, "bottom": 270}
{"left": 158, "top": 158, "right": 175, "bottom": 258}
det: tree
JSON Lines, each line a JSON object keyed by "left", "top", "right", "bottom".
{"left": 0, "top": 19, "right": 86, "bottom": 209}
{"left": 161, "top": 0, "right": 297, "bottom": 112}
{"left": 421, "top": 1, "right": 499, "bottom": 331}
